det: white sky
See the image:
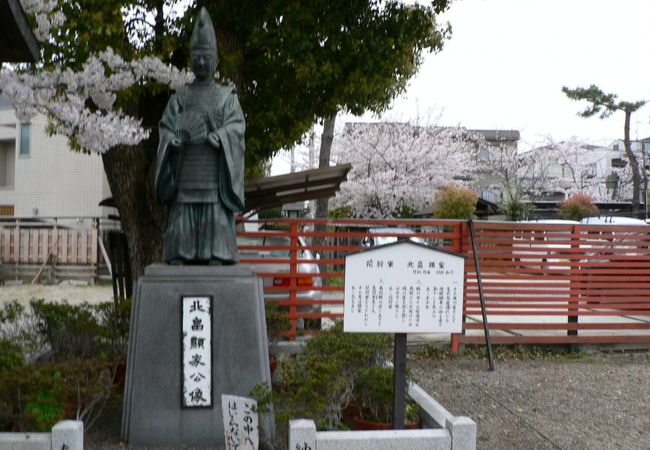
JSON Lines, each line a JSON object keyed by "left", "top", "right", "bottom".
{"left": 273, "top": 0, "right": 650, "bottom": 174}
{"left": 370, "top": 0, "right": 650, "bottom": 149}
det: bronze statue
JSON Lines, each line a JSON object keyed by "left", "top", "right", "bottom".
{"left": 154, "top": 7, "right": 245, "bottom": 264}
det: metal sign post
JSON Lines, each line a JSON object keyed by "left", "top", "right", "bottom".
{"left": 468, "top": 220, "right": 495, "bottom": 371}
{"left": 392, "top": 332, "right": 407, "bottom": 429}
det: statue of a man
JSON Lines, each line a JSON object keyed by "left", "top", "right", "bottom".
{"left": 154, "top": 7, "right": 245, "bottom": 265}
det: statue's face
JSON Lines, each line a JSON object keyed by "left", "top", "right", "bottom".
{"left": 191, "top": 49, "right": 216, "bottom": 81}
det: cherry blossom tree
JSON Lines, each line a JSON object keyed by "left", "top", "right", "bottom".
{"left": 1, "top": 0, "right": 450, "bottom": 277}
{"left": 331, "top": 122, "right": 481, "bottom": 218}
{"left": 475, "top": 137, "right": 551, "bottom": 219}
{"left": 0, "top": 0, "right": 194, "bottom": 276}
{"left": 480, "top": 136, "right": 632, "bottom": 220}
{"left": 1, "top": 47, "right": 192, "bottom": 152}
{"left": 528, "top": 138, "right": 632, "bottom": 202}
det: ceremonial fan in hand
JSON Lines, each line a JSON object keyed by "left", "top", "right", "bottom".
{"left": 175, "top": 111, "right": 207, "bottom": 145}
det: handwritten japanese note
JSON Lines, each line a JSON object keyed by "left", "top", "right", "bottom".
{"left": 344, "top": 242, "right": 464, "bottom": 333}
{"left": 221, "top": 394, "right": 259, "bottom": 450}
{"left": 182, "top": 296, "right": 212, "bottom": 408}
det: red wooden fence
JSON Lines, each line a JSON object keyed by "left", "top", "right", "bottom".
{"left": 237, "top": 218, "right": 650, "bottom": 349}
{"left": 460, "top": 221, "right": 650, "bottom": 349}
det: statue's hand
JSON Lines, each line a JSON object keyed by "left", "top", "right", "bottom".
{"left": 207, "top": 132, "right": 221, "bottom": 149}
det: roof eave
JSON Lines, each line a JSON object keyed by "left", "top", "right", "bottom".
{"left": 0, "top": 0, "right": 40, "bottom": 63}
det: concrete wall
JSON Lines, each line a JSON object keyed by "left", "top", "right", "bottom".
{"left": 0, "top": 106, "right": 111, "bottom": 218}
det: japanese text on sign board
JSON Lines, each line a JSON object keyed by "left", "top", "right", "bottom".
{"left": 344, "top": 244, "right": 464, "bottom": 333}
{"left": 182, "top": 296, "right": 212, "bottom": 407}
{"left": 221, "top": 394, "right": 259, "bottom": 450}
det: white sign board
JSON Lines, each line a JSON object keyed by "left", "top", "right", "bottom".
{"left": 222, "top": 394, "right": 259, "bottom": 450}
{"left": 182, "top": 296, "right": 212, "bottom": 408}
{"left": 344, "top": 241, "right": 464, "bottom": 333}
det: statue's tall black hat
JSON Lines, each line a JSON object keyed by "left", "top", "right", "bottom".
{"left": 190, "top": 7, "right": 217, "bottom": 55}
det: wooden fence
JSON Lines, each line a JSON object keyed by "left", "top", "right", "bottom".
{"left": 237, "top": 218, "right": 650, "bottom": 349}
{"left": 460, "top": 220, "right": 650, "bottom": 349}
{"left": 3, "top": 216, "right": 650, "bottom": 349}
{"left": 0, "top": 218, "right": 102, "bottom": 282}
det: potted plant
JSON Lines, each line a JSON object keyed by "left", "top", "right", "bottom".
{"left": 349, "top": 365, "right": 420, "bottom": 430}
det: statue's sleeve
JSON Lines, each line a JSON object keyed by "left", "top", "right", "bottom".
{"left": 154, "top": 94, "right": 182, "bottom": 204}
{"left": 215, "top": 87, "right": 246, "bottom": 212}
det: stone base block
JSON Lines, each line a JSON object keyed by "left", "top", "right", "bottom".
{"left": 121, "top": 264, "right": 274, "bottom": 448}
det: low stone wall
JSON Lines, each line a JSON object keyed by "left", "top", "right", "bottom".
{"left": 0, "top": 420, "right": 83, "bottom": 450}
{"left": 289, "top": 383, "right": 476, "bottom": 450}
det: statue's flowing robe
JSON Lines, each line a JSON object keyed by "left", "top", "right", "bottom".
{"left": 154, "top": 83, "right": 245, "bottom": 263}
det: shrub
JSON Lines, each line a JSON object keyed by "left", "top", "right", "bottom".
{"left": 94, "top": 298, "right": 131, "bottom": 357}
{"left": 262, "top": 321, "right": 391, "bottom": 443}
{"left": 31, "top": 300, "right": 103, "bottom": 361}
{"left": 0, "top": 300, "right": 40, "bottom": 363}
{"left": 328, "top": 206, "right": 352, "bottom": 218}
{"left": 558, "top": 193, "right": 598, "bottom": 221}
{"left": 0, "top": 339, "right": 24, "bottom": 372}
{"left": 31, "top": 298, "right": 131, "bottom": 361}
{"left": 0, "top": 299, "right": 129, "bottom": 432}
{"left": 502, "top": 200, "right": 531, "bottom": 221}
{"left": 265, "top": 301, "right": 291, "bottom": 344}
{"left": 0, "top": 358, "right": 114, "bottom": 431}
{"left": 433, "top": 185, "right": 478, "bottom": 219}
{"left": 353, "top": 366, "right": 419, "bottom": 425}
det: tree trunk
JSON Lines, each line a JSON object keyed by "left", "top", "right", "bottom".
{"left": 102, "top": 141, "right": 166, "bottom": 290}
{"left": 314, "top": 113, "right": 337, "bottom": 277}
{"left": 315, "top": 113, "right": 337, "bottom": 219}
{"left": 623, "top": 110, "right": 641, "bottom": 215}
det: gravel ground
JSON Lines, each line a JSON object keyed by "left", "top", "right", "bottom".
{"left": 3, "top": 285, "right": 649, "bottom": 449}
{"left": 0, "top": 282, "right": 114, "bottom": 306}
{"left": 84, "top": 350, "right": 650, "bottom": 450}
{"left": 409, "top": 350, "right": 650, "bottom": 450}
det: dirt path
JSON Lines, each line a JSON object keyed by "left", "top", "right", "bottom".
{"left": 0, "top": 283, "right": 114, "bottom": 307}
{"left": 409, "top": 351, "right": 650, "bottom": 450}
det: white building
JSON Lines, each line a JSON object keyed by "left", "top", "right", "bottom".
{"left": 521, "top": 140, "right": 640, "bottom": 202}
{"left": 0, "top": 95, "right": 112, "bottom": 218}
{"left": 607, "top": 138, "right": 650, "bottom": 154}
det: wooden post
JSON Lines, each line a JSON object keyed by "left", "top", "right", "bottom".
{"left": 13, "top": 218, "right": 20, "bottom": 281}
{"left": 568, "top": 224, "right": 579, "bottom": 337}
{"left": 450, "top": 221, "right": 463, "bottom": 352}
{"left": 451, "top": 221, "right": 464, "bottom": 352}
{"left": 52, "top": 218, "right": 58, "bottom": 281}
{"left": 91, "top": 218, "right": 98, "bottom": 284}
{"left": 288, "top": 221, "right": 299, "bottom": 338}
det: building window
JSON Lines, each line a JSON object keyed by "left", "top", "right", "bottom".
{"left": 20, "top": 123, "right": 31, "bottom": 156}
{"left": 477, "top": 146, "right": 491, "bottom": 162}
{"left": 613, "top": 144, "right": 620, "bottom": 151}
{"left": 0, "top": 141, "right": 15, "bottom": 188}
{"left": 0, "top": 205, "right": 14, "bottom": 216}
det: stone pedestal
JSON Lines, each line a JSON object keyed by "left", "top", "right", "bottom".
{"left": 121, "top": 264, "right": 274, "bottom": 448}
